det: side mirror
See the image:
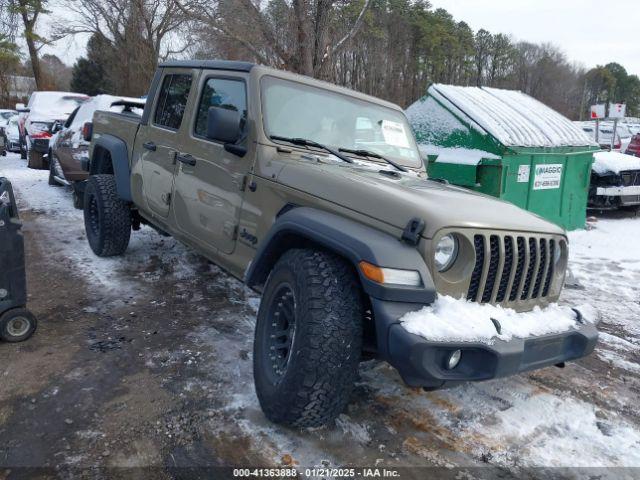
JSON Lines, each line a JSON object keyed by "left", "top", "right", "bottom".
{"left": 15, "top": 103, "right": 29, "bottom": 113}
{"left": 51, "top": 121, "right": 62, "bottom": 134}
{"left": 207, "top": 106, "right": 242, "bottom": 144}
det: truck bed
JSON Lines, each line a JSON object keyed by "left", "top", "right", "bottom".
{"left": 91, "top": 110, "right": 142, "bottom": 163}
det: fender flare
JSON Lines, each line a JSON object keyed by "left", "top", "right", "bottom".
{"left": 90, "top": 134, "right": 132, "bottom": 202}
{"left": 244, "top": 207, "right": 436, "bottom": 305}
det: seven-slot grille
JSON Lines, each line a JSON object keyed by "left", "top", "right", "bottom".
{"left": 467, "top": 234, "right": 557, "bottom": 305}
{"left": 621, "top": 170, "right": 640, "bottom": 186}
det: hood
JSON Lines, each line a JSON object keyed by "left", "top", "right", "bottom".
{"left": 274, "top": 158, "right": 565, "bottom": 238}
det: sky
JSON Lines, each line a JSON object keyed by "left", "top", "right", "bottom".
{"left": 39, "top": 0, "right": 640, "bottom": 77}
{"left": 429, "top": 0, "right": 640, "bottom": 76}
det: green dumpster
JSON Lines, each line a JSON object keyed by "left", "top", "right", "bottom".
{"left": 406, "top": 85, "right": 599, "bottom": 230}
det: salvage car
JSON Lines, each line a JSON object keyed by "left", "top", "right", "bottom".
{"left": 3, "top": 116, "right": 20, "bottom": 153}
{"left": 589, "top": 151, "right": 640, "bottom": 211}
{"left": 48, "top": 95, "right": 145, "bottom": 208}
{"left": 81, "top": 60, "right": 598, "bottom": 427}
{"left": 16, "top": 92, "right": 89, "bottom": 168}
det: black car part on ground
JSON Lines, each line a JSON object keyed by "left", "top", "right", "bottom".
{"left": 0, "top": 177, "right": 37, "bottom": 342}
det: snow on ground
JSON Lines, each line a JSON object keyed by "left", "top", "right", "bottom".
{"left": 2, "top": 152, "right": 640, "bottom": 469}
{"left": 400, "top": 296, "right": 596, "bottom": 343}
{"left": 592, "top": 151, "right": 640, "bottom": 175}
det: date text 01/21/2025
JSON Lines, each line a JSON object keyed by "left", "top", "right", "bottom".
{"left": 232, "top": 468, "right": 401, "bottom": 477}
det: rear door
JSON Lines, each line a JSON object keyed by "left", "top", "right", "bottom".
{"left": 172, "top": 72, "right": 250, "bottom": 254}
{"left": 136, "top": 69, "right": 195, "bottom": 218}
{"left": 55, "top": 107, "right": 80, "bottom": 173}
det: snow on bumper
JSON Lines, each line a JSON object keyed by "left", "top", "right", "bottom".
{"left": 400, "top": 296, "right": 598, "bottom": 344}
{"left": 378, "top": 297, "right": 599, "bottom": 388}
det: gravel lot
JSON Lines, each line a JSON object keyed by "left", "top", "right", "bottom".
{"left": 1, "top": 152, "right": 639, "bottom": 478}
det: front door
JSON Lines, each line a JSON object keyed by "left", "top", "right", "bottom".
{"left": 172, "top": 73, "right": 250, "bottom": 254}
{"left": 138, "top": 71, "right": 194, "bottom": 218}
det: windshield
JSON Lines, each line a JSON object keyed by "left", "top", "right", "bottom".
{"left": 261, "top": 76, "right": 422, "bottom": 169}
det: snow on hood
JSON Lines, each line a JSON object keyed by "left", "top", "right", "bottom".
{"left": 418, "top": 144, "right": 500, "bottom": 165}
{"left": 428, "top": 84, "right": 596, "bottom": 148}
{"left": 400, "top": 295, "right": 598, "bottom": 344}
{"left": 592, "top": 151, "right": 640, "bottom": 175}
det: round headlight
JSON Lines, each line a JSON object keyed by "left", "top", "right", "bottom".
{"left": 434, "top": 234, "right": 458, "bottom": 272}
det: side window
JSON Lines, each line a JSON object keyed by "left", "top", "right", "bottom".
{"left": 65, "top": 106, "right": 81, "bottom": 128}
{"left": 153, "top": 74, "right": 192, "bottom": 130}
{"left": 194, "top": 78, "right": 247, "bottom": 138}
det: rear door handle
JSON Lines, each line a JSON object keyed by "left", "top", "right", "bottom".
{"left": 176, "top": 153, "right": 196, "bottom": 166}
{"left": 143, "top": 141, "right": 156, "bottom": 151}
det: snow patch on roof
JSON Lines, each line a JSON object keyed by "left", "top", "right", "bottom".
{"left": 429, "top": 84, "right": 596, "bottom": 148}
{"left": 418, "top": 144, "right": 500, "bottom": 165}
{"left": 400, "top": 295, "right": 596, "bottom": 344}
{"left": 592, "top": 151, "right": 640, "bottom": 175}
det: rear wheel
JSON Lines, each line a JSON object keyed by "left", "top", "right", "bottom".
{"left": 27, "top": 148, "right": 45, "bottom": 169}
{"left": 48, "top": 153, "right": 61, "bottom": 186}
{"left": 19, "top": 138, "right": 26, "bottom": 160}
{"left": 0, "top": 308, "right": 37, "bottom": 342}
{"left": 84, "top": 174, "right": 131, "bottom": 257}
{"left": 253, "top": 248, "right": 363, "bottom": 428}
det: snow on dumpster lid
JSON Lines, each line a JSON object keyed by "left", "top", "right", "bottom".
{"left": 429, "top": 84, "right": 597, "bottom": 148}
{"left": 418, "top": 144, "right": 500, "bottom": 165}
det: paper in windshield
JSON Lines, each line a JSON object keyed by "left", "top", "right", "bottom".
{"left": 381, "top": 120, "right": 410, "bottom": 148}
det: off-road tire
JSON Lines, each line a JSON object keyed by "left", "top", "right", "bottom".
{"left": 0, "top": 308, "right": 37, "bottom": 342}
{"left": 253, "top": 248, "right": 363, "bottom": 428}
{"left": 27, "top": 148, "right": 45, "bottom": 169}
{"left": 84, "top": 174, "right": 131, "bottom": 257}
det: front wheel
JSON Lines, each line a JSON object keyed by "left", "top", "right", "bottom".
{"left": 84, "top": 174, "right": 131, "bottom": 257}
{"left": 0, "top": 308, "right": 37, "bottom": 342}
{"left": 253, "top": 248, "right": 363, "bottom": 428}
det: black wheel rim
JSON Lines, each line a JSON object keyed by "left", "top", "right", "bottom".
{"left": 264, "top": 283, "right": 296, "bottom": 383}
{"left": 88, "top": 193, "right": 101, "bottom": 238}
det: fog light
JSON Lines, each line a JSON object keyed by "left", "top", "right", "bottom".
{"left": 446, "top": 349, "right": 461, "bottom": 370}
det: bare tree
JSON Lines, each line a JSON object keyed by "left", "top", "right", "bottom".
{"left": 179, "top": 0, "right": 372, "bottom": 78}
{"left": 56, "top": 0, "right": 189, "bottom": 95}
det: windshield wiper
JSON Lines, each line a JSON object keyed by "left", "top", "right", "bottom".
{"left": 338, "top": 147, "right": 407, "bottom": 172}
{"left": 270, "top": 136, "right": 353, "bottom": 164}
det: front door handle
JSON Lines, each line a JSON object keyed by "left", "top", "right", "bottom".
{"left": 143, "top": 141, "right": 156, "bottom": 151}
{"left": 176, "top": 153, "right": 196, "bottom": 166}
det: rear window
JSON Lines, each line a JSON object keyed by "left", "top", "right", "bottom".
{"left": 31, "top": 93, "right": 88, "bottom": 116}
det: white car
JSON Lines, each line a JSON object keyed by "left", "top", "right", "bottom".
{"left": 3, "top": 115, "right": 21, "bottom": 153}
{"left": 16, "top": 91, "right": 89, "bottom": 169}
{"left": 575, "top": 121, "right": 632, "bottom": 152}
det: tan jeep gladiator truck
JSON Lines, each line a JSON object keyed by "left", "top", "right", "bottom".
{"left": 82, "top": 60, "right": 598, "bottom": 427}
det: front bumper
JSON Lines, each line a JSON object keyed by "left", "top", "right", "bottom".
{"left": 371, "top": 299, "right": 598, "bottom": 389}
{"left": 591, "top": 185, "right": 640, "bottom": 207}
{"left": 596, "top": 185, "right": 640, "bottom": 197}
{"left": 6, "top": 139, "right": 20, "bottom": 152}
